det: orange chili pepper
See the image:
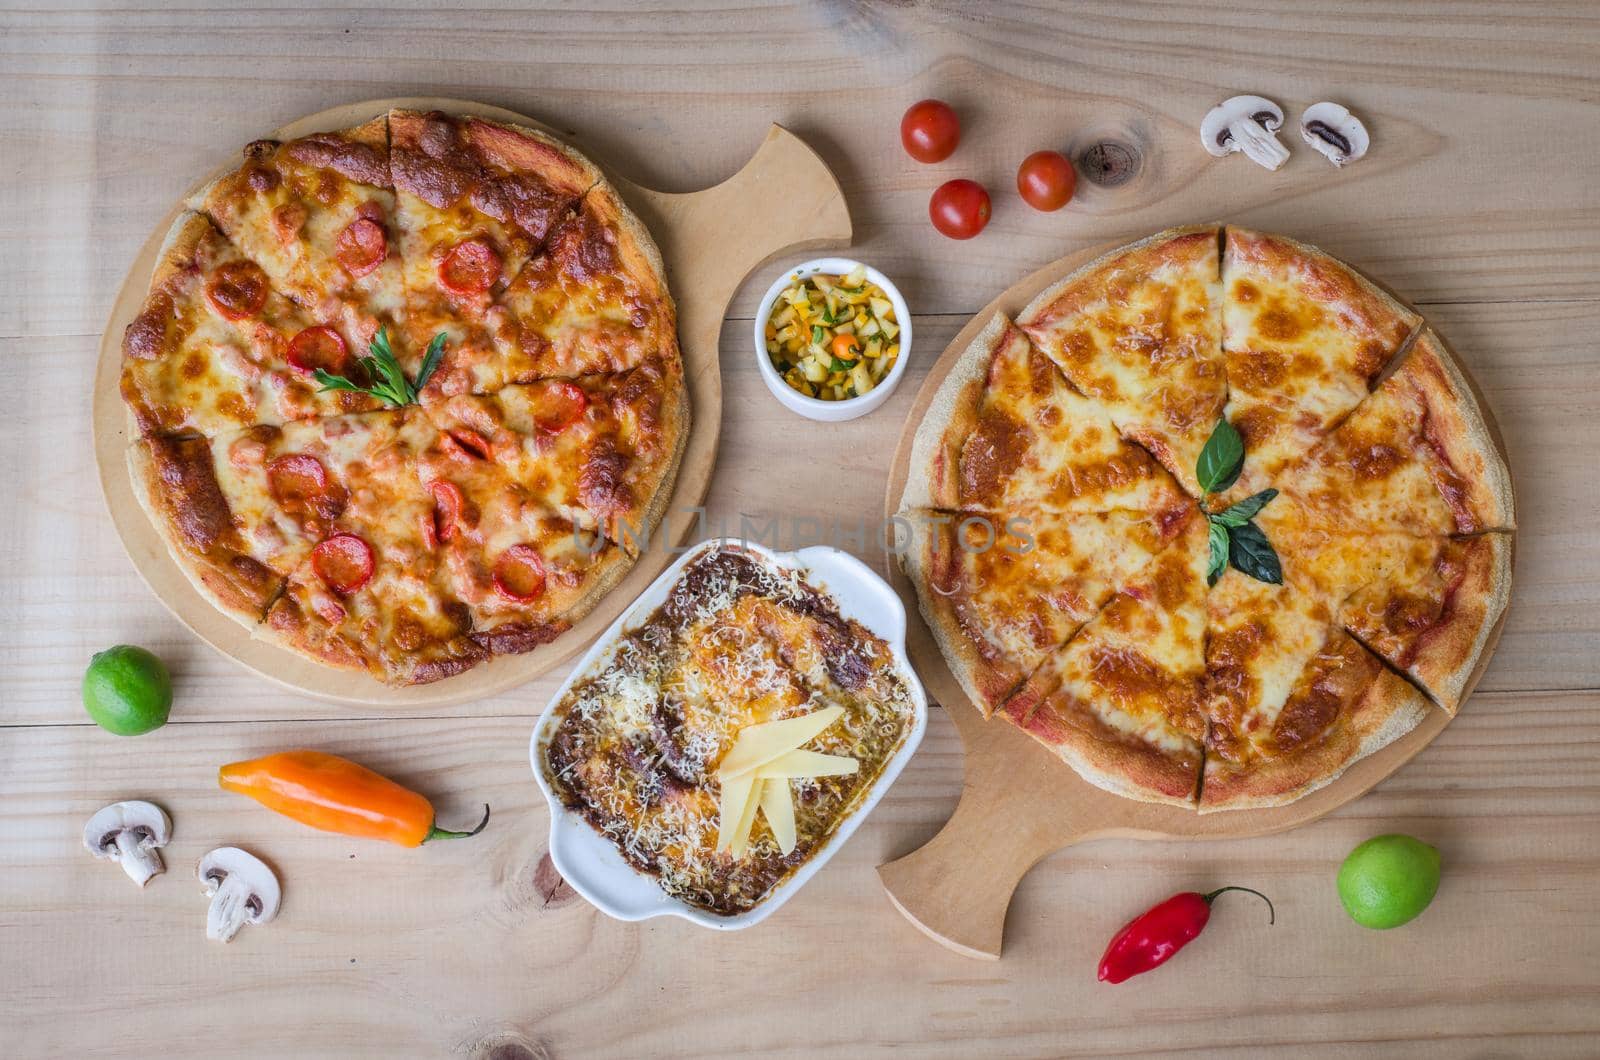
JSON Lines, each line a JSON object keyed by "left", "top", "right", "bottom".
{"left": 218, "top": 750, "right": 489, "bottom": 847}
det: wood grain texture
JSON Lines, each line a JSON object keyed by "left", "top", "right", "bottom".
{"left": 3, "top": 0, "right": 1599, "bottom": 1055}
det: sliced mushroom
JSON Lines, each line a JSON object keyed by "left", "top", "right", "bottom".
{"left": 83, "top": 801, "right": 171, "bottom": 887}
{"left": 1301, "top": 102, "right": 1370, "bottom": 166}
{"left": 197, "top": 847, "right": 280, "bottom": 943}
{"left": 1200, "top": 95, "right": 1290, "bottom": 171}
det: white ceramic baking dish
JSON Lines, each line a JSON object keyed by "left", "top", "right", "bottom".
{"left": 529, "top": 538, "right": 927, "bottom": 930}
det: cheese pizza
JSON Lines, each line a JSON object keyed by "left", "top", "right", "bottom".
{"left": 900, "top": 226, "right": 1513, "bottom": 810}
{"left": 122, "top": 111, "right": 687, "bottom": 684}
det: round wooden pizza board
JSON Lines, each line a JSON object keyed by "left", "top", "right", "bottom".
{"left": 93, "top": 97, "right": 851, "bottom": 707}
{"left": 875, "top": 234, "right": 1515, "bottom": 959}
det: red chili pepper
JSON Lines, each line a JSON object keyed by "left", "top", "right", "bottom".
{"left": 1097, "top": 886, "right": 1274, "bottom": 984}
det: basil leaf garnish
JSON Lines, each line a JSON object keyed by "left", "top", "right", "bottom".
{"left": 1228, "top": 521, "right": 1283, "bottom": 585}
{"left": 1213, "top": 488, "right": 1279, "bottom": 528}
{"left": 1196, "top": 419, "right": 1245, "bottom": 494}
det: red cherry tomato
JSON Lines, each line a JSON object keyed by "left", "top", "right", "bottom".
{"left": 535, "top": 381, "right": 590, "bottom": 435}
{"left": 492, "top": 544, "right": 548, "bottom": 603}
{"left": 311, "top": 533, "right": 375, "bottom": 594}
{"left": 900, "top": 99, "right": 960, "bottom": 164}
{"left": 1017, "top": 150, "right": 1077, "bottom": 212}
{"left": 929, "top": 179, "right": 991, "bottom": 239}
{"left": 438, "top": 238, "right": 500, "bottom": 296}
{"left": 284, "top": 326, "right": 350, "bottom": 375}
{"left": 205, "top": 261, "right": 269, "bottom": 321}
{"left": 336, "top": 218, "right": 388, "bottom": 278}
{"left": 428, "top": 480, "right": 464, "bottom": 545}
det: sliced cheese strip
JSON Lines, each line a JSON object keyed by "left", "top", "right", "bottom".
{"left": 716, "top": 773, "right": 758, "bottom": 853}
{"left": 728, "top": 775, "right": 765, "bottom": 858}
{"left": 717, "top": 706, "right": 845, "bottom": 780}
{"left": 754, "top": 749, "right": 859, "bottom": 780}
{"left": 760, "top": 777, "right": 798, "bottom": 856}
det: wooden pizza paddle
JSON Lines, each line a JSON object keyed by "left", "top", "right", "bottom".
{"left": 93, "top": 97, "right": 851, "bottom": 708}
{"left": 875, "top": 237, "right": 1513, "bottom": 960}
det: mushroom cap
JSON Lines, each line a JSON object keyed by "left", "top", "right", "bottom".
{"left": 197, "top": 846, "right": 281, "bottom": 923}
{"left": 1201, "top": 95, "right": 1286, "bottom": 156}
{"left": 83, "top": 800, "right": 171, "bottom": 856}
{"left": 1301, "top": 101, "right": 1370, "bottom": 165}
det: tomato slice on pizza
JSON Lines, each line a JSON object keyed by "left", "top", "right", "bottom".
{"left": 900, "top": 506, "right": 1196, "bottom": 716}
{"left": 1256, "top": 331, "right": 1515, "bottom": 537}
{"left": 193, "top": 117, "right": 405, "bottom": 352}
{"left": 1214, "top": 228, "right": 1420, "bottom": 501}
{"left": 121, "top": 213, "right": 382, "bottom": 435}
{"left": 996, "top": 513, "right": 1211, "bottom": 806}
{"left": 902, "top": 314, "right": 1190, "bottom": 516}
{"left": 1017, "top": 225, "right": 1226, "bottom": 498}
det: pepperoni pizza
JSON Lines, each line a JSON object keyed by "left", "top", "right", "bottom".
{"left": 900, "top": 226, "right": 1513, "bottom": 810}
{"left": 121, "top": 111, "right": 686, "bottom": 684}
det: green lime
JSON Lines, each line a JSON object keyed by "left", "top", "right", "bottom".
{"left": 82, "top": 646, "right": 172, "bottom": 736}
{"left": 1337, "top": 834, "right": 1441, "bottom": 929}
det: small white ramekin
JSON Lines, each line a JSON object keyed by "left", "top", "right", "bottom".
{"left": 529, "top": 538, "right": 927, "bottom": 930}
{"left": 752, "top": 258, "right": 913, "bottom": 422}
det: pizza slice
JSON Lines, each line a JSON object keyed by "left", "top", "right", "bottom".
{"left": 409, "top": 418, "right": 633, "bottom": 658}
{"left": 898, "top": 506, "right": 1195, "bottom": 716}
{"left": 419, "top": 355, "right": 688, "bottom": 549}
{"left": 262, "top": 409, "right": 486, "bottom": 684}
{"left": 1017, "top": 225, "right": 1226, "bottom": 497}
{"left": 1319, "top": 532, "right": 1511, "bottom": 714}
{"left": 474, "top": 181, "right": 679, "bottom": 390}
{"left": 1201, "top": 629, "right": 1429, "bottom": 812}
{"left": 388, "top": 109, "right": 600, "bottom": 387}
{"left": 995, "top": 513, "right": 1210, "bottom": 806}
{"left": 1255, "top": 331, "right": 1515, "bottom": 537}
{"left": 191, "top": 117, "right": 405, "bottom": 347}
{"left": 121, "top": 213, "right": 382, "bottom": 436}
{"left": 901, "top": 314, "right": 1190, "bottom": 516}
{"left": 1215, "top": 227, "right": 1420, "bottom": 501}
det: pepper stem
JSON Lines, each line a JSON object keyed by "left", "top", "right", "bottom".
{"left": 1202, "top": 885, "right": 1275, "bottom": 925}
{"left": 424, "top": 803, "right": 491, "bottom": 843}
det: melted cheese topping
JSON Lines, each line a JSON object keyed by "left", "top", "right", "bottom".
{"left": 1019, "top": 230, "right": 1225, "bottom": 495}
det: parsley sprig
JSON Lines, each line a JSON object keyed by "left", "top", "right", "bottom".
{"left": 1197, "top": 419, "right": 1282, "bottom": 586}
{"left": 315, "top": 327, "right": 447, "bottom": 408}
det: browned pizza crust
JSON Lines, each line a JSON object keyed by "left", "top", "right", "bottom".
{"left": 898, "top": 505, "right": 1032, "bottom": 714}
{"left": 1399, "top": 330, "right": 1516, "bottom": 534}
{"left": 1200, "top": 637, "right": 1431, "bottom": 812}
{"left": 900, "top": 312, "right": 1008, "bottom": 513}
{"left": 1000, "top": 692, "right": 1202, "bottom": 806}
{"left": 127, "top": 436, "right": 282, "bottom": 622}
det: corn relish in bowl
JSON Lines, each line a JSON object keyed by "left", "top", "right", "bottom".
{"left": 753, "top": 258, "right": 912, "bottom": 422}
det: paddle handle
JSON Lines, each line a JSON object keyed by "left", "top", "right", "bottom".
{"left": 878, "top": 783, "right": 1082, "bottom": 960}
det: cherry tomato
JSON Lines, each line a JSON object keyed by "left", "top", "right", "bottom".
{"left": 1017, "top": 150, "right": 1077, "bottom": 212}
{"left": 900, "top": 100, "right": 960, "bottom": 164}
{"left": 830, "top": 333, "right": 862, "bottom": 362}
{"left": 929, "top": 179, "right": 991, "bottom": 240}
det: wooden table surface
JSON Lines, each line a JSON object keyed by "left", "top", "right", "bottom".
{"left": 4, "top": 3, "right": 1599, "bottom": 1057}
